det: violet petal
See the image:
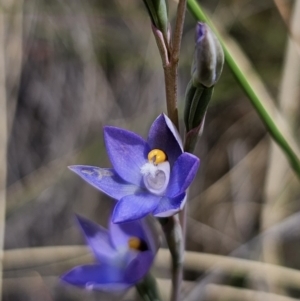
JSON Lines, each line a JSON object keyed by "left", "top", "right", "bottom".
{"left": 152, "top": 193, "right": 186, "bottom": 217}
{"left": 147, "top": 114, "right": 183, "bottom": 166}
{"left": 109, "top": 219, "right": 146, "bottom": 250}
{"left": 112, "top": 193, "right": 161, "bottom": 223}
{"left": 109, "top": 216, "right": 160, "bottom": 255}
{"left": 76, "top": 215, "right": 116, "bottom": 262}
{"left": 139, "top": 216, "right": 160, "bottom": 255}
{"left": 124, "top": 251, "right": 154, "bottom": 284}
{"left": 69, "top": 166, "right": 140, "bottom": 200}
{"left": 104, "top": 126, "right": 150, "bottom": 186}
{"left": 61, "top": 264, "right": 129, "bottom": 291}
{"left": 166, "top": 152, "right": 200, "bottom": 197}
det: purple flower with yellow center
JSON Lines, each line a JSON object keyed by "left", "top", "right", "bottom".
{"left": 61, "top": 215, "right": 159, "bottom": 291}
{"left": 70, "top": 114, "right": 200, "bottom": 223}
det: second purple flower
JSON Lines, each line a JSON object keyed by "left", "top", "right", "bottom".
{"left": 70, "top": 114, "right": 200, "bottom": 223}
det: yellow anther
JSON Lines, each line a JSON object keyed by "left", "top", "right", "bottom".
{"left": 148, "top": 149, "right": 167, "bottom": 164}
{"left": 128, "top": 237, "right": 141, "bottom": 250}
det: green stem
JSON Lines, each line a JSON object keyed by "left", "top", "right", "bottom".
{"left": 187, "top": 0, "right": 300, "bottom": 179}
{"left": 159, "top": 216, "right": 183, "bottom": 301}
{"left": 136, "top": 273, "right": 162, "bottom": 301}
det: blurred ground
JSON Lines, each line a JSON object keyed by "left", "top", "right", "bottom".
{"left": 3, "top": 0, "right": 300, "bottom": 300}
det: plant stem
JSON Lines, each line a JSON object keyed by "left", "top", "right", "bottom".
{"left": 159, "top": 0, "right": 187, "bottom": 129}
{"left": 166, "top": 2, "right": 188, "bottom": 300}
{"left": 152, "top": 2, "right": 187, "bottom": 300}
{"left": 165, "top": 2, "right": 187, "bottom": 300}
{"left": 172, "top": 0, "right": 187, "bottom": 61}
{"left": 159, "top": 216, "right": 184, "bottom": 301}
{"left": 136, "top": 273, "right": 162, "bottom": 301}
{"left": 160, "top": 2, "right": 188, "bottom": 301}
{"left": 164, "top": 67, "right": 179, "bottom": 128}
{"left": 187, "top": 0, "right": 300, "bottom": 179}
{"left": 163, "top": 0, "right": 187, "bottom": 128}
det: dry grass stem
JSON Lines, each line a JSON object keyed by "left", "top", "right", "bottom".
{"left": 205, "top": 284, "right": 299, "bottom": 301}
{"left": 190, "top": 138, "right": 267, "bottom": 217}
{"left": 0, "top": 3, "right": 9, "bottom": 299}
{"left": 4, "top": 247, "right": 300, "bottom": 291}
{"left": 2, "top": 275, "right": 192, "bottom": 301}
{"left": 4, "top": 0, "right": 23, "bottom": 135}
{"left": 219, "top": 20, "right": 300, "bottom": 158}
{"left": 261, "top": 0, "right": 300, "bottom": 293}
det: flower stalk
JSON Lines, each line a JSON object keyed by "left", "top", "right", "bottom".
{"left": 159, "top": 216, "right": 184, "bottom": 301}
{"left": 149, "top": 0, "right": 187, "bottom": 129}
{"left": 164, "top": 0, "right": 187, "bottom": 129}
{"left": 157, "top": 2, "right": 188, "bottom": 301}
{"left": 158, "top": 2, "right": 188, "bottom": 301}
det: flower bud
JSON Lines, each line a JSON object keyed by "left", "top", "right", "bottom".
{"left": 142, "top": 0, "right": 169, "bottom": 43}
{"left": 184, "top": 82, "right": 213, "bottom": 131}
{"left": 184, "top": 80, "right": 214, "bottom": 150}
{"left": 192, "top": 22, "right": 224, "bottom": 88}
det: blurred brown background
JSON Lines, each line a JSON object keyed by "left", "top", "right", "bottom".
{"left": 2, "top": 0, "right": 300, "bottom": 300}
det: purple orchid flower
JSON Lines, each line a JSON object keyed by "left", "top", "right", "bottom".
{"left": 70, "top": 114, "right": 200, "bottom": 223}
{"left": 61, "top": 215, "right": 160, "bottom": 291}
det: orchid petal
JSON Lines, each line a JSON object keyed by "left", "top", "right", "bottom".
{"left": 112, "top": 193, "right": 161, "bottom": 223}
{"left": 104, "top": 126, "right": 150, "bottom": 186}
{"left": 76, "top": 215, "right": 116, "bottom": 262}
{"left": 164, "top": 114, "right": 184, "bottom": 151}
{"left": 69, "top": 166, "right": 140, "bottom": 200}
{"left": 147, "top": 114, "right": 183, "bottom": 166}
{"left": 166, "top": 153, "right": 200, "bottom": 197}
{"left": 153, "top": 193, "right": 186, "bottom": 217}
{"left": 124, "top": 251, "right": 154, "bottom": 284}
{"left": 109, "top": 216, "right": 160, "bottom": 255}
{"left": 109, "top": 219, "right": 146, "bottom": 250}
{"left": 61, "top": 264, "right": 130, "bottom": 291}
{"left": 139, "top": 216, "right": 160, "bottom": 255}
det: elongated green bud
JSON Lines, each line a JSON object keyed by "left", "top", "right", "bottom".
{"left": 184, "top": 81, "right": 214, "bottom": 133}
{"left": 184, "top": 23, "right": 224, "bottom": 152}
{"left": 192, "top": 22, "right": 224, "bottom": 88}
{"left": 142, "top": 0, "right": 169, "bottom": 43}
